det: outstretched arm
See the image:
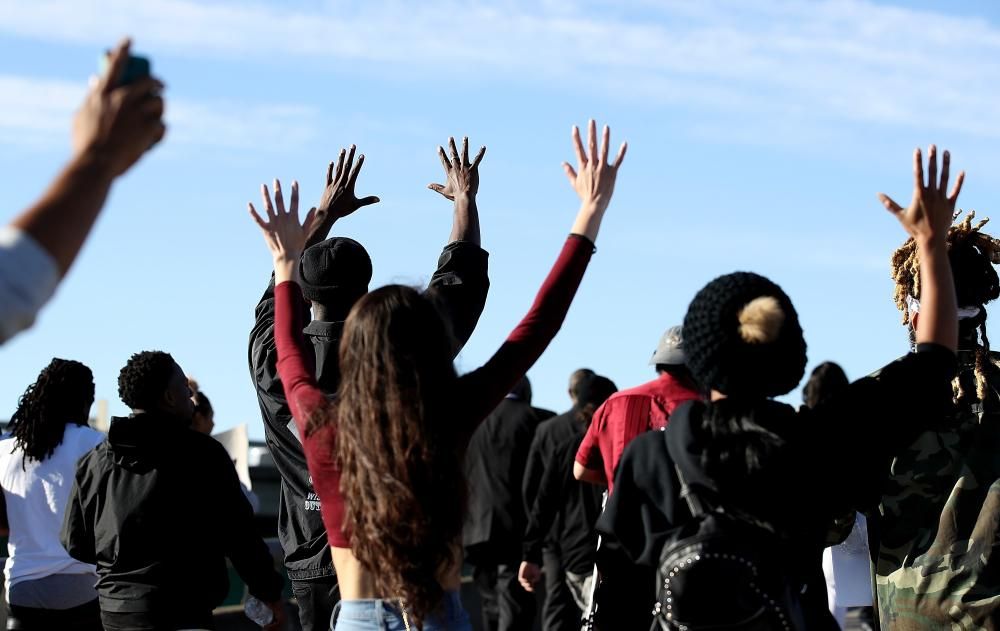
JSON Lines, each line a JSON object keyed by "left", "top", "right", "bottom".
{"left": 459, "top": 120, "right": 627, "bottom": 423}
{"left": 13, "top": 39, "right": 166, "bottom": 274}
{"left": 425, "top": 136, "right": 490, "bottom": 354}
{"left": 878, "top": 145, "right": 961, "bottom": 352}
{"left": 429, "top": 136, "right": 486, "bottom": 245}
{"left": 2, "top": 39, "right": 165, "bottom": 344}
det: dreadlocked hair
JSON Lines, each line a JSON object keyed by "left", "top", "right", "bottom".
{"left": 327, "top": 285, "right": 464, "bottom": 628}
{"left": 10, "top": 358, "right": 94, "bottom": 467}
{"left": 891, "top": 210, "right": 1000, "bottom": 401}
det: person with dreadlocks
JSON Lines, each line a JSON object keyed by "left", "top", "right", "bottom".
{"left": 61, "top": 350, "right": 285, "bottom": 631}
{"left": 594, "top": 145, "right": 961, "bottom": 630}
{"left": 870, "top": 204, "right": 1000, "bottom": 627}
{"left": 0, "top": 358, "right": 105, "bottom": 630}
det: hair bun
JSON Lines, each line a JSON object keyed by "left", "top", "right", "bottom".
{"left": 738, "top": 296, "right": 784, "bottom": 344}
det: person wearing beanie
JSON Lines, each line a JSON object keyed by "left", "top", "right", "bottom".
{"left": 247, "top": 140, "right": 490, "bottom": 631}
{"left": 595, "top": 146, "right": 962, "bottom": 630}
{"left": 870, "top": 208, "right": 1000, "bottom": 628}
{"left": 573, "top": 325, "right": 701, "bottom": 494}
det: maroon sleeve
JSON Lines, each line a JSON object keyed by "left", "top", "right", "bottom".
{"left": 458, "top": 234, "right": 594, "bottom": 424}
{"left": 273, "top": 281, "right": 328, "bottom": 438}
{"left": 274, "top": 281, "right": 352, "bottom": 547}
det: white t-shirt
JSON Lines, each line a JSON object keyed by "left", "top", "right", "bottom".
{"left": 0, "top": 424, "right": 105, "bottom": 593}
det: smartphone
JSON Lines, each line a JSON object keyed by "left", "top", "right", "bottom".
{"left": 99, "top": 53, "right": 151, "bottom": 86}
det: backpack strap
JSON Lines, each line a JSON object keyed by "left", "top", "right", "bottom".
{"left": 672, "top": 461, "right": 708, "bottom": 519}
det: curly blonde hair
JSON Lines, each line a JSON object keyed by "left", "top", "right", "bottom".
{"left": 890, "top": 211, "right": 1000, "bottom": 401}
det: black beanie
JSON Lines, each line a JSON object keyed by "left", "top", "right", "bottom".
{"left": 683, "top": 272, "right": 807, "bottom": 398}
{"left": 298, "top": 237, "right": 373, "bottom": 307}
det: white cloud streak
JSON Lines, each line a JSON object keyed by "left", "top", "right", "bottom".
{"left": 0, "top": 0, "right": 997, "bottom": 142}
{"left": 0, "top": 75, "right": 320, "bottom": 152}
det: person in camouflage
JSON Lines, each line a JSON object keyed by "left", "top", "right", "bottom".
{"left": 874, "top": 205, "right": 1000, "bottom": 629}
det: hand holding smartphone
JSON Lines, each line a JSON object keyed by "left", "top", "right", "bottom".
{"left": 99, "top": 52, "right": 151, "bottom": 86}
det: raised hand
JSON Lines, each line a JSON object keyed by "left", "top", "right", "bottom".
{"left": 878, "top": 145, "right": 964, "bottom": 245}
{"left": 249, "top": 179, "right": 317, "bottom": 283}
{"left": 308, "top": 145, "right": 380, "bottom": 247}
{"left": 564, "top": 119, "right": 627, "bottom": 216}
{"left": 72, "top": 38, "right": 166, "bottom": 176}
{"left": 428, "top": 136, "right": 486, "bottom": 201}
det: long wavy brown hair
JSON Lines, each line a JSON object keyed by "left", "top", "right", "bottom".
{"left": 320, "top": 284, "right": 464, "bottom": 627}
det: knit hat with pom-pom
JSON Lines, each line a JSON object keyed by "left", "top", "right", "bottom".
{"left": 683, "top": 272, "right": 807, "bottom": 398}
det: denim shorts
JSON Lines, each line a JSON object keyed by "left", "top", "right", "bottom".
{"left": 331, "top": 591, "right": 471, "bottom": 630}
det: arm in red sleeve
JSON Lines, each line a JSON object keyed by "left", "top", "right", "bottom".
{"left": 273, "top": 281, "right": 351, "bottom": 547}
{"left": 273, "top": 281, "right": 328, "bottom": 441}
{"left": 458, "top": 234, "right": 594, "bottom": 424}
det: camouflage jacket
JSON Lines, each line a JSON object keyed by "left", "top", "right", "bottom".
{"left": 873, "top": 350, "right": 1000, "bottom": 630}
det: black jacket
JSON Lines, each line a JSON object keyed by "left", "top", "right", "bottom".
{"left": 249, "top": 241, "right": 489, "bottom": 580}
{"left": 464, "top": 396, "right": 554, "bottom": 562}
{"left": 522, "top": 408, "right": 579, "bottom": 519}
{"left": 598, "top": 344, "right": 957, "bottom": 630}
{"left": 61, "top": 413, "right": 283, "bottom": 622}
{"left": 522, "top": 419, "right": 603, "bottom": 574}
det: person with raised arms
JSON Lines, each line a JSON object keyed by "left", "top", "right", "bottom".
{"left": 249, "top": 120, "right": 625, "bottom": 629}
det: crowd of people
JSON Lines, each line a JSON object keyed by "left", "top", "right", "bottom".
{"left": 0, "top": 37, "right": 999, "bottom": 631}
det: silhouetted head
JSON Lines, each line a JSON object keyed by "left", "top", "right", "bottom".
{"left": 188, "top": 378, "right": 215, "bottom": 435}
{"left": 684, "top": 272, "right": 807, "bottom": 399}
{"left": 299, "top": 237, "right": 373, "bottom": 322}
{"left": 574, "top": 374, "right": 618, "bottom": 427}
{"left": 118, "top": 351, "right": 194, "bottom": 422}
{"left": 10, "top": 358, "right": 94, "bottom": 465}
{"left": 567, "top": 368, "right": 595, "bottom": 405}
{"left": 802, "top": 362, "right": 849, "bottom": 410}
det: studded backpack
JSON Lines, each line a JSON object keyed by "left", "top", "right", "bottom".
{"left": 653, "top": 459, "right": 808, "bottom": 631}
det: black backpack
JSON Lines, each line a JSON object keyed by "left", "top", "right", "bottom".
{"left": 653, "top": 456, "right": 808, "bottom": 631}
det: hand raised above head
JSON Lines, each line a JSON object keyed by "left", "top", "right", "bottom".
{"left": 564, "top": 119, "right": 627, "bottom": 216}
{"left": 249, "top": 179, "right": 317, "bottom": 281}
{"left": 317, "top": 145, "right": 380, "bottom": 220}
{"left": 72, "top": 38, "right": 167, "bottom": 176}
{"left": 878, "top": 145, "right": 964, "bottom": 245}
{"left": 428, "top": 136, "right": 486, "bottom": 202}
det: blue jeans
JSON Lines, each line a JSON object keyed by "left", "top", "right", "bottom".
{"left": 331, "top": 591, "right": 472, "bottom": 630}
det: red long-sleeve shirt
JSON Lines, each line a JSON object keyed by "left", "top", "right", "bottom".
{"left": 274, "top": 235, "right": 594, "bottom": 549}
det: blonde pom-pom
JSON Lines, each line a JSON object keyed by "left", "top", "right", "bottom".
{"left": 738, "top": 296, "right": 785, "bottom": 344}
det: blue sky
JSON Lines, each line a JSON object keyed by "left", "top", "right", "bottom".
{"left": 2, "top": 0, "right": 1000, "bottom": 438}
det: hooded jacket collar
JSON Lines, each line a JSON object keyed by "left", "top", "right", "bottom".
{"left": 107, "top": 412, "right": 190, "bottom": 469}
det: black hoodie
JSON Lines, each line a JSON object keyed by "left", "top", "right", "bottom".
{"left": 61, "top": 412, "right": 283, "bottom": 624}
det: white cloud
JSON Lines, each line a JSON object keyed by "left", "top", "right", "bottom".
{"left": 0, "top": 0, "right": 998, "bottom": 141}
{"left": 0, "top": 74, "right": 320, "bottom": 152}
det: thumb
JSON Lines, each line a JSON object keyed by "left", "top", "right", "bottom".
{"left": 428, "top": 183, "right": 453, "bottom": 200}
{"left": 877, "top": 193, "right": 903, "bottom": 215}
{"left": 358, "top": 196, "right": 380, "bottom": 207}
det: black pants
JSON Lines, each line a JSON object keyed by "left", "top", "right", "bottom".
{"left": 292, "top": 575, "right": 341, "bottom": 631}
{"left": 101, "top": 608, "right": 214, "bottom": 630}
{"left": 6, "top": 598, "right": 103, "bottom": 631}
{"left": 541, "top": 547, "right": 582, "bottom": 631}
{"left": 473, "top": 562, "right": 536, "bottom": 631}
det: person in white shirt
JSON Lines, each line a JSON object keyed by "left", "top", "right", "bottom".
{"left": 0, "top": 38, "right": 165, "bottom": 345}
{"left": 0, "top": 358, "right": 105, "bottom": 630}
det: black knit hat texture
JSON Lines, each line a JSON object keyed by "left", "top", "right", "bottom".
{"left": 683, "top": 272, "right": 807, "bottom": 398}
{"left": 298, "top": 237, "right": 373, "bottom": 306}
